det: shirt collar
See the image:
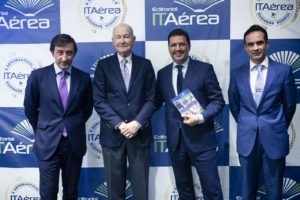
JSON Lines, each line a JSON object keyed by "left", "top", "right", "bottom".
{"left": 117, "top": 53, "right": 132, "bottom": 64}
{"left": 172, "top": 57, "right": 190, "bottom": 69}
{"left": 250, "top": 56, "right": 269, "bottom": 71}
{"left": 54, "top": 63, "right": 72, "bottom": 75}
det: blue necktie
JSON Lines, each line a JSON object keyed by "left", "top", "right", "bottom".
{"left": 121, "top": 59, "right": 130, "bottom": 91}
{"left": 254, "top": 65, "right": 264, "bottom": 106}
{"left": 176, "top": 65, "right": 184, "bottom": 93}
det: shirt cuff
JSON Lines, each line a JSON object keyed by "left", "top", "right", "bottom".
{"left": 198, "top": 114, "right": 205, "bottom": 124}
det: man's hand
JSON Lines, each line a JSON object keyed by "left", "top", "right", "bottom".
{"left": 182, "top": 114, "right": 199, "bottom": 126}
{"left": 118, "top": 121, "right": 140, "bottom": 138}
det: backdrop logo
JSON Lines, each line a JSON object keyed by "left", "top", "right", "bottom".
{"left": 5, "top": 178, "right": 39, "bottom": 199}
{"left": 11, "top": 119, "right": 35, "bottom": 143}
{"left": 250, "top": 0, "right": 300, "bottom": 26}
{"left": 270, "top": 51, "right": 300, "bottom": 94}
{"left": 153, "top": 134, "right": 168, "bottom": 153}
{"left": 4, "top": 0, "right": 54, "bottom": 17}
{"left": 81, "top": 0, "right": 127, "bottom": 32}
{"left": 1, "top": 55, "right": 38, "bottom": 97}
{"left": 86, "top": 117, "right": 102, "bottom": 159}
{"left": 90, "top": 53, "right": 114, "bottom": 79}
{"left": 1, "top": 0, "right": 53, "bottom": 30}
{"left": 167, "top": 183, "right": 202, "bottom": 199}
{"left": 257, "top": 177, "right": 300, "bottom": 199}
{"left": 94, "top": 180, "right": 133, "bottom": 199}
{"left": 152, "top": 0, "right": 222, "bottom": 27}
{"left": 174, "top": 0, "right": 224, "bottom": 12}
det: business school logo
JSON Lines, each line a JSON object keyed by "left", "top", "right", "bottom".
{"left": 81, "top": 0, "right": 127, "bottom": 33}
{"left": 5, "top": 178, "right": 39, "bottom": 199}
{"left": 11, "top": 119, "right": 35, "bottom": 143}
{"left": 94, "top": 180, "right": 133, "bottom": 199}
{"left": 250, "top": 0, "right": 300, "bottom": 26}
{"left": 0, "top": 54, "right": 39, "bottom": 97}
{"left": 174, "top": 0, "right": 224, "bottom": 12}
{"left": 270, "top": 50, "right": 300, "bottom": 102}
{"left": 167, "top": 183, "right": 202, "bottom": 199}
{"left": 86, "top": 114, "right": 102, "bottom": 159}
{"left": 4, "top": 0, "right": 54, "bottom": 17}
{"left": 257, "top": 177, "right": 300, "bottom": 199}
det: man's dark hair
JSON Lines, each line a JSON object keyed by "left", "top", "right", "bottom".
{"left": 243, "top": 24, "right": 268, "bottom": 44}
{"left": 50, "top": 34, "right": 77, "bottom": 54}
{"left": 168, "top": 28, "right": 191, "bottom": 45}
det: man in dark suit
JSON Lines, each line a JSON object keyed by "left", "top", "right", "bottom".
{"left": 24, "top": 34, "right": 93, "bottom": 199}
{"left": 156, "top": 28, "right": 224, "bottom": 200}
{"left": 93, "top": 23, "right": 156, "bottom": 200}
{"left": 228, "top": 25, "right": 297, "bottom": 199}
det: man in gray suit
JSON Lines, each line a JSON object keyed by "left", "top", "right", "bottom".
{"left": 93, "top": 23, "right": 156, "bottom": 200}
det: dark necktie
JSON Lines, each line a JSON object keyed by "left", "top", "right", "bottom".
{"left": 176, "top": 65, "right": 184, "bottom": 93}
{"left": 59, "top": 70, "right": 68, "bottom": 108}
{"left": 254, "top": 65, "right": 264, "bottom": 106}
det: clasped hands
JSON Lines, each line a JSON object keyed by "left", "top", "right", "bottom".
{"left": 118, "top": 120, "right": 140, "bottom": 139}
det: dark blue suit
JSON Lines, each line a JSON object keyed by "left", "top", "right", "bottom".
{"left": 156, "top": 58, "right": 224, "bottom": 199}
{"left": 228, "top": 58, "right": 297, "bottom": 199}
{"left": 24, "top": 64, "right": 93, "bottom": 199}
{"left": 93, "top": 53, "right": 156, "bottom": 199}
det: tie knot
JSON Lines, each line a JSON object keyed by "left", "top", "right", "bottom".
{"left": 61, "top": 70, "right": 68, "bottom": 77}
{"left": 255, "top": 64, "right": 263, "bottom": 72}
{"left": 176, "top": 65, "right": 183, "bottom": 71}
{"left": 121, "top": 59, "right": 128, "bottom": 66}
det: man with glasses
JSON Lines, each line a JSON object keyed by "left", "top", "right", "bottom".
{"left": 228, "top": 24, "right": 297, "bottom": 199}
{"left": 93, "top": 23, "right": 156, "bottom": 200}
{"left": 156, "top": 28, "right": 224, "bottom": 199}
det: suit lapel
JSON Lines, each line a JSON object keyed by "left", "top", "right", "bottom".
{"left": 183, "top": 60, "right": 196, "bottom": 90}
{"left": 66, "top": 67, "right": 81, "bottom": 110}
{"left": 111, "top": 54, "right": 128, "bottom": 93}
{"left": 128, "top": 54, "right": 140, "bottom": 93}
{"left": 47, "top": 65, "right": 64, "bottom": 110}
{"left": 260, "top": 60, "right": 276, "bottom": 103}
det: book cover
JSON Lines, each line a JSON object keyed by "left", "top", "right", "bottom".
{"left": 171, "top": 88, "right": 203, "bottom": 115}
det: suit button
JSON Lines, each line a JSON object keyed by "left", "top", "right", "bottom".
{"left": 127, "top": 103, "right": 130, "bottom": 106}
{"left": 125, "top": 120, "right": 128, "bottom": 123}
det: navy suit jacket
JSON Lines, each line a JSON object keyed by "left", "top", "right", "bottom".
{"left": 24, "top": 64, "right": 93, "bottom": 160}
{"left": 93, "top": 53, "right": 156, "bottom": 148}
{"left": 228, "top": 58, "right": 297, "bottom": 159}
{"left": 156, "top": 58, "right": 225, "bottom": 152}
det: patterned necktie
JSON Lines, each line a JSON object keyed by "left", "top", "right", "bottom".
{"left": 254, "top": 65, "right": 264, "bottom": 106}
{"left": 59, "top": 70, "right": 68, "bottom": 108}
{"left": 176, "top": 65, "right": 184, "bottom": 93}
{"left": 121, "top": 59, "right": 130, "bottom": 91}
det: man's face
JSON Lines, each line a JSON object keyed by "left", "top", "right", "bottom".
{"left": 168, "top": 35, "right": 190, "bottom": 64}
{"left": 52, "top": 42, "right": 75, "bottom": 70}
{"left": 244, "top": 31, "right": 269, "bottom": 64}
{"left": 112, "top": 25, "right": 136, "bottom": 58}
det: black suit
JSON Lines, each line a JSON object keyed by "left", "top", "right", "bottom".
{"left": 93, "top": 53, "right": 156, "bottom": 199}
{"left": 24, "top": 64, "right": 93, "bottom": 199}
